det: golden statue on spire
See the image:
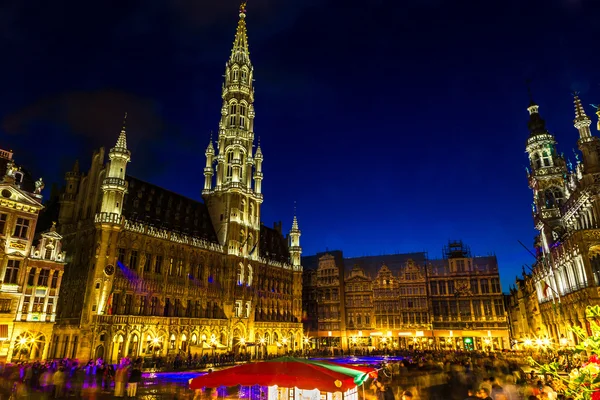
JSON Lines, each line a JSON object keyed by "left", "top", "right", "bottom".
{"left": 240, "top": 1, "right": 247, "bottom": 16}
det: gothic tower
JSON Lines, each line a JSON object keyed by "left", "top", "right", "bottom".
{"left": 289, "top": 211, "right": 302, "bottom": 268}
{"left": 574, "top": 95, "right": 600, "bottom": 176}
{"left": 203, "top": 2, "right": 262, "bottom": 257}
{"left": 525, "top": 98, "right": 567, "bottom": 252}
{"left": 91, "top": 116, "right": 130, "bottom": 319}
{"left": 58, "top": 160, "right": 80, "bottom": 225}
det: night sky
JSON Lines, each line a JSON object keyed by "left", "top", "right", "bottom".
{"left": 2, "top": 0, "right": 600, "bottom": 290}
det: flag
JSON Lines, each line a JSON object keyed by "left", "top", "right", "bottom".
{"left": 239, "top": 231, "right": 251, "bottom": 253}
{"left": 106, "top": 293, "right": 113, "bottom": 315}
{"left": 542, "top": 280, "right": 550, "bottom": 296}
{"left": 249, "top": 241, "right": 258, "bottom": 256}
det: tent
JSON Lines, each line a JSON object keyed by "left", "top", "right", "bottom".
{"left": 189, "top": 357, "right": 377, "bottom": 393}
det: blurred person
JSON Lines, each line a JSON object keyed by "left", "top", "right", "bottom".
{"left": 127, "top": 363, "right": 142, "bottom": 397}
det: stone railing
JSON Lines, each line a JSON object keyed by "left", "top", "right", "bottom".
{"left": 95, "top": 212, "right": 124, "bottom": 225}
{"left": 93, "top": 314, "right": 228, "bottom": 327}
{"left": 102, "top": 177, "right": 128, "bottom": 189}
{"left": 124, "top": 219, "right": 224, "bottom": 253}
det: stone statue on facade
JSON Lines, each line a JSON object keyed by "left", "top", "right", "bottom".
{"left": 34, "top": 178, "right": 45, "bottom": 194}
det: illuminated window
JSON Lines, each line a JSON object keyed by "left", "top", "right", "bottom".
{"left": 232, "top": 69, "right": 239, "bottom": 81}
{"left": 229, "top": 103, "right": 238, "bottom": 127}
{"left": 226, "top": 152, "right": 234, "bottom": 180}
{"left": 241, "top": 69, "right": 247, "bottom": 83}
{"left": 239, "top": 104, "right": 247, "bottom": 128}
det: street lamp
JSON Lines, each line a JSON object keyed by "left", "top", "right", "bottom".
{"left": 303, "top": 337, "right": 310, "bottom": 356}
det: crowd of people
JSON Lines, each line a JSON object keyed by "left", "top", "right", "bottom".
{"left": 364, "top": 351, "right": 570, "bottom": 400}
{"left": 0, "top": 350, "right": 580, "bottom": 399}
{"left": 0, "top": 357, "right": 142, "bottom": 398}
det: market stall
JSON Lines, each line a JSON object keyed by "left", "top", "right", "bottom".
{"left": 189, "top": 357, "right": 377, "bottom": 400}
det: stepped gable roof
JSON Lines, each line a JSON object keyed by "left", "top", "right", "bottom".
{"left": 346, "top": 252, "right": 427, "bottom": 277}
{"left": 302, "top": 251, "right": 426, "bottom": 278}
{"left": 122, "top": 175, "right": 218, "bottom": 243}
{"left": 302, "top": 250, "right": 344, "bottom": 272}
{"left": 0, "top": 156, "right": 37, "bottom": 194}
{"left": 259, "top": 225, "right": 290, "bottom": 264}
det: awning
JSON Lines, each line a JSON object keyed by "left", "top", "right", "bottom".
{"left": 189, "top": 357, "right": 377, "bottom": 392}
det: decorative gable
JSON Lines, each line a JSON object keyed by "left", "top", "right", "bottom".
{"left": 0, "top": 184, "right": 43, "bottom": 213}
{"left": 30, "top": 223, "right": 66, "bottom": 263}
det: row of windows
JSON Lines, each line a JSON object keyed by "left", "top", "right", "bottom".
{"left": 429, "top": 278, "right": 501, "bottom": 295}
{"left": 22, "top": 296, "right": 54, "bottom": 314}
{"left": 229, "top": 68, "right": 249, "bottom": 84}
{"left": 107, "top": 294, "right": 223, "bottom": 319}
{"left": 431, "top": 299, "right": 504, "bottom": 317}
{"left": 374, "top": 312, "right": 429, "bottom": 327}
{"left": 0, "top": 214, "right": 30, "bottom": 239}
{"left": 374, "top": 298, "right": 427, "bottom": 311}
{"left": 27, "top": 268, "right": 59, "bottom": 288}
{"left": 228, "top": 103, "right": 248, "bottom": 128}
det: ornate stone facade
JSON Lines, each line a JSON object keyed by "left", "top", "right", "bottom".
{"left": 0, "top": 149, "right": 66, "bottom": 362}
{"left": 518, "top": 94, "right": 600, "bottom": 346}
{"left": 53, "top": 4, "right": 303, "bottom": 363}
{"left": 303, "top": 241, "right": 509, "bottom": 351}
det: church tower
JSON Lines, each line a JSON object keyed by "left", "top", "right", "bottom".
{"left": 289, "top": 211, "right": 302, "bottom": 268}
{"left": 100, "top": 114, "right": 130, "bottom": 216}
{"left": 203, "top": 2, "right": 262, "bottom": 257}
{"left": 91, "top": 116, "right": 130, "bottom": 319}
{"left": 574, "top": 95, "right": 600, "bottom": 176}
{"left": 525, "top": 97, "right": 567, "bottom": 252}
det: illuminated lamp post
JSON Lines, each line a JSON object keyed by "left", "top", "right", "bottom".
{"left": 303, "top": 337, "right": 310, "bottom": 356}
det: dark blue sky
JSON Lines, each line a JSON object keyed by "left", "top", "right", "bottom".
{"left": 2, "top": 0, "right": 600, "bottom": 290}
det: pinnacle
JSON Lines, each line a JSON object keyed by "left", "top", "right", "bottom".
{"left": 115, "top": 112, "right": 128, "bottom": 150}
{"left": 230, "top": 3, "right": 250, "bottom": 64}
{"left": 573, "top": 94, "right": 590, "bottom": 121}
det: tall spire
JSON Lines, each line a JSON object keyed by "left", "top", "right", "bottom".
{"left": 231, "top": 2, "right": 250, "bottom": 64}
{"left": 292, "top": 201, "right": 299, "bottom": 231}
{"left": 115, "top": 112, "right": 128, "bottom": 149}
{"left": 573, "top": 92, "right": 592, "bottom": 139}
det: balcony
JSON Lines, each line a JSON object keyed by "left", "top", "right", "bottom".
{"left": 102, "top": 177, "right": 128, "bottom": 191}
{"left": 95, "top": 212, "right": 124, "bottom": 225}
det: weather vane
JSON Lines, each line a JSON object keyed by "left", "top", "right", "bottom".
{"left": 240, "top": 1, "right": 247, "bottom": 15}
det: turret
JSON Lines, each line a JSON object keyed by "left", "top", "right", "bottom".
{"left": 58, "top": 160, "right": 81, "bottom": 225}
{"left": 525, "top": 96, "right": 567, "bottom": 252}
{"left": 288, "top": 206, "right": 302, "bottom": 268}
{"left": 99, "top": 113, "right": 130, "bottom": 218}
{"left": 253, "top": 141, "right": 263, "bottom": 195}
{"left": 203, "top": 134, "right": 215, "bottom": 193}
{"left": 574, "top": 94, "right": 600, "bottom": 175}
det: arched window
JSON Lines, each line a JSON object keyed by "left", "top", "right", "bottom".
{"left": 229, "top": 103, "right": 238, "bottom": 127}
{"left": 226, "top": 151, "right": 234, "bottom": 180}
{"left": 237, "top": 263, "right": 245, "bottom": 285}
{"left": 239, "top": 104, "right": 247, "bottom": 129}
{"left": 247, "top": 265, "right": 253, "bottom": 286}
{"left": 241, "top": 68, "right": 248, "bottom": 83}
